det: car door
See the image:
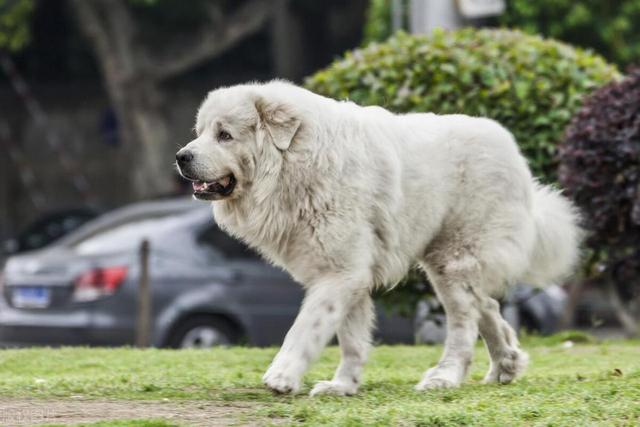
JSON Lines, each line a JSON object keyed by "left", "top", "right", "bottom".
{"left": 195, "top": 224, "right": 304, "bottom": 346}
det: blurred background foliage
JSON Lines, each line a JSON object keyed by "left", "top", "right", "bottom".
{"left": 0, "top": 0, "right": 33, "bottom": 51}
{"left": 362, "top": 0, "right": 391, "bottom": 45}
{"left": 364, "top": 0, "right": 640, "bottom": 69}
{"left": 363, "top": 0, "right": 397, "bottom": 46}
{"left": 306, "top": 28, "right": 619, "bottom": 183}
{"left": 500, "top": 0, "right": 640, "bottom": 69}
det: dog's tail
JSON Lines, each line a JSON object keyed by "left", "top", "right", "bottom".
{"left": 522, "top": 182, "right": 583, "bottom": 287}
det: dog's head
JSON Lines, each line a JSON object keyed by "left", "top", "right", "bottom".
{"left": 176, "top": 83, "right": 301, "bottom": 201}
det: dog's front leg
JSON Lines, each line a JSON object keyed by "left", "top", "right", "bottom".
{"left": 310, "top": 292, "right": 373, "bottom": 396}
{"left": 263, "top": 282, "right": 356, "bottom": 394}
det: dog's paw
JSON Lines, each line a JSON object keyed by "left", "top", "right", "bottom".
{"left": 310, "top": 380, "right": 358, "bottom": 397}
{"left": 415, "top": 366, "right": 461, "bottom": 391}
{"left": 415, "top": 377, "right": 458, "bottom": 391}
{"left": 483, "top": 349, "right": 529, "bottom": 385}
{"left": 262, "top": 368, "right": 301, "bottom": 394}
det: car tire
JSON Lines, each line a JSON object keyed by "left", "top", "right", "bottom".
{"left": 167, "top": 315, "right": 238, "bottom": 349}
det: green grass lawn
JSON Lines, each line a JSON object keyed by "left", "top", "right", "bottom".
{"left": 0, "top": 333, "right": 638, "bottom": 426}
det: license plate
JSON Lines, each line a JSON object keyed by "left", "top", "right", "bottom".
{"left": 12, "top": 287, "right": 52, "bottom": 308}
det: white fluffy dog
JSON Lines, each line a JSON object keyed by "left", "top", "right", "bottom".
{"left": 175, "top": 81, "right": 580, "bottom": 396}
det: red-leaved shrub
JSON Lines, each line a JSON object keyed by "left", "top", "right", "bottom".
{"left": 559, "top": 69, "right": 640, "bottom": 308}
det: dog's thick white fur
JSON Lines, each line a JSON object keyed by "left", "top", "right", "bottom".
{"left": 177, "top": 81, "right": 581, "bottom": 396}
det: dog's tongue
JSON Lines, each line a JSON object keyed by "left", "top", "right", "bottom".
{"left": 193, "top": 181, "right": 207, "bottom": 192}
{"left": 192, "top": 176, "right": 232, "bottom": 192}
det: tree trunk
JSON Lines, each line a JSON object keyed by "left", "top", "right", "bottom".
{"left": 271, "top": 0, "right": 311, "bottom": 81}
{"left": 70, "top": 0, "right": 173, "bottom": 199}
{"left": 559, "top": 279, "right": 582, "bottom": 330}
{"left": 69, "top": 0, "right": 272, "bottom": 199}
{"left": 606, "top": 276, "right": 639, "bottom": 337}
{"left": 113, "top": 78, "right": 174, "bottom": 198}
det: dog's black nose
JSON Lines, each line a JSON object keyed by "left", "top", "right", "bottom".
{"left": 176, "top": 150, "right": 194, "bottom": 166}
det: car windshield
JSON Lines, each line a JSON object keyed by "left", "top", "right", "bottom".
{"left": 72, "top": 213, "right": 192, "bottom": 255}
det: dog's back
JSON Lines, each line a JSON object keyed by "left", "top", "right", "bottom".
{"left": 356, "top": 110, "right": 580, "bottom": 294}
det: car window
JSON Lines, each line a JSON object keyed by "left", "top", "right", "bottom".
{"left": 72, "top": 214, "right": 188, "bottom": 255}
{"left": 19, "top": 213, "right": 95, "bottom": 252}
{"left": 197, "top": 225, "right": 260, "bottom": 260}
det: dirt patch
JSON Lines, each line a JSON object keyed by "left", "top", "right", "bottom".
{"left": 0, "top": 397, "right": 263, "bottom": 426}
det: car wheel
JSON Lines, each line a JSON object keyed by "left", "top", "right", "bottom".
{"left": 168, "top": 316, "right": 237, "bottom": 349}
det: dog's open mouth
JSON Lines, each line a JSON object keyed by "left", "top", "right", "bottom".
{"left": 192, "top": 174, "right": 236, "bottom": 200}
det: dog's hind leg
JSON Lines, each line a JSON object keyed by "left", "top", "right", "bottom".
{"left": 416, "top": 255, "right": 482, "bottom": 390}
{"left": 478, "top": 296, "right": 528, "bottom": 384}
{"left": 310, "top": 292, "right": 374, "bottom": 396}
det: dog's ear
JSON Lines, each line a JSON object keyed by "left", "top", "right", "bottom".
{"left": 255, "top": 97, "right": 301, "bottom": 151}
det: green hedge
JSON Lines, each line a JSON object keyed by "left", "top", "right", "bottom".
{"left": 305, "top": 28, "right": 618, "bottom": 183}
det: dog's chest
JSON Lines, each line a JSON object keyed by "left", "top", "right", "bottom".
{"left": 213, "top": 201, "right": 294, "bottom": 265}
{"left": 213, "top": 198, "right": 337, "bottom": 284}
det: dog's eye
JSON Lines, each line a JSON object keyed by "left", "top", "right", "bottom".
{"left": 218, "top": 130, "right": 233, "bottom": 141}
